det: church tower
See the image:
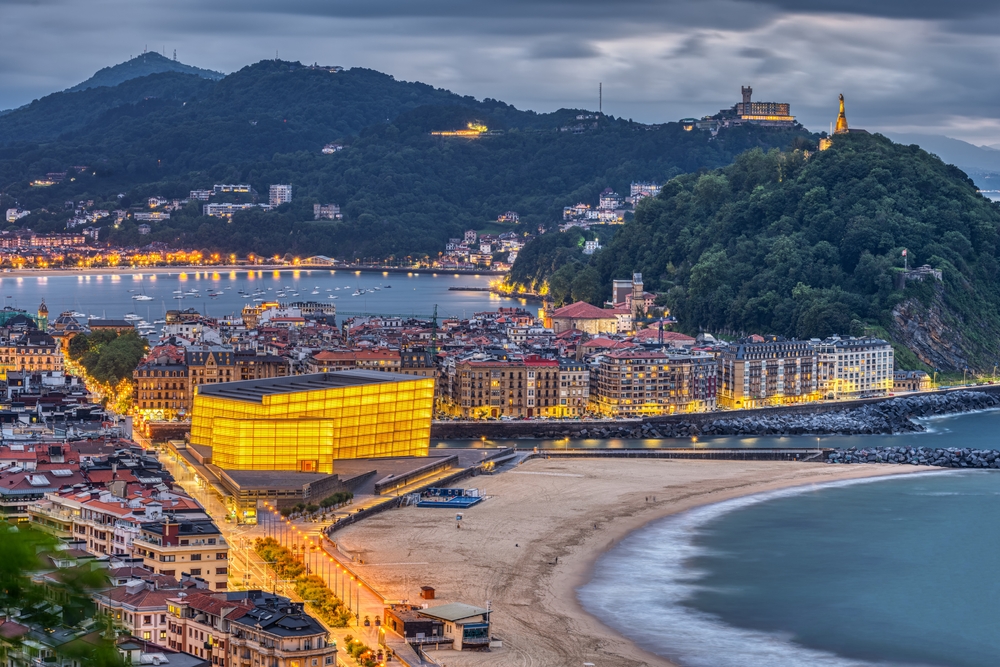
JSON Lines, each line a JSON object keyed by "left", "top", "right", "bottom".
{"left": 37, "top": 300, "right": 48, "bottom": 331}
{"left": 741, "top": 85, "right": 752, "bottom": 114}
{"left": 835, "top": 94, "right": 849, "bottom": 134}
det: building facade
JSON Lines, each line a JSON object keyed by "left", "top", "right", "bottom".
{"left": 590, "top": 350, "right": 717, "bottom": 417}
{"left": 717, "top": 338, "right": 818, "bottom": 409}
{"left": 816, "top": 336, "right": 894, "bottom": 399}
{"left": 133, "top": 520, "right": 230, "bottom": 590}
{"left": 190, "top": 372, "right": 434, "bottom": 472}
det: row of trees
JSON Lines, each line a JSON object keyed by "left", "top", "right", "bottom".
{"left": 67, "top": 329, "right": 148, "bottom": 386}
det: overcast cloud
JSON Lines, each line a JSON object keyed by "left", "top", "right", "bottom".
{"left": 3, "top": 0, "right": 1000, "bottom": 143}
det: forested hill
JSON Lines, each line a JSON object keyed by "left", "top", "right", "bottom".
{"left": 509, "top": 133, "right": 1000, "bottom": 372}
{"left": 65, "top": 52, "right": 224, "bottom": 93}
{"left": 0, "top": 59, "right": 812, "bottom": 257}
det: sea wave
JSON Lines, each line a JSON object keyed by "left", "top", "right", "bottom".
{"left": 578, "top": 474, "right": 951, "bottom": 667}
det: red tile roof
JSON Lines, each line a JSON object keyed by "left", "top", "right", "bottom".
{"left": 551, "top": 302, "right": 615, "bottom": 319}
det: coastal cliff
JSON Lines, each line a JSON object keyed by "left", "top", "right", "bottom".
{"left": 890, "top": 286, "right": 974, "bottom": 371}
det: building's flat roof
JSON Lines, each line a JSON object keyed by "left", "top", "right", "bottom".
{"left": 196, "top": 370, "right": 422, "bottom": 403}
{"left": 419, "top": 602, "right": 489, "bottom": 623}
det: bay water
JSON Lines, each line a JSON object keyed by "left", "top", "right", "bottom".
{"left": 0, "top": 269, "right": 517, "bottom": 324}
{"left": 579, "top": 411, "right": 1000, "bottom": 667}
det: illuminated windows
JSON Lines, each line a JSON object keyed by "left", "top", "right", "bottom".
{"left": 190, "top": 372, "right": 434, "bottom": 472}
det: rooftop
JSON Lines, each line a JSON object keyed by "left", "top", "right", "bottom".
{"left": 418, "top": 602, "right": 489, "bottom": 623}
{"left": 196, "top": 370, "right": 422, "bottom": 403}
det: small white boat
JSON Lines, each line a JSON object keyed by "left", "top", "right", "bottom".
{"left": 70, "top": 311, "right": 86, "bottom": 318}
{"left": 123, "top": 314, "right": 142, "bottom": 321}
{"left": 153, "top": 319, "right": 166, "bottom": 325}
{"left": 173, "top": 296, "right": 184, "bottom": 300}
{"left": 310, "top": 290, "right": 320, "bottom": 295}
{"left": 133, "top": 294, "right": 153, "bottom": 301}
{"left": 173, "top": 290, "right": 183, "bottom": 294}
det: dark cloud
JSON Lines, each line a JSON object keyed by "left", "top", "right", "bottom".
{"left": 530, "top": 40, "right": 601, "bottom": 59}
{"left": 1, "top": 0, "right": 1000, "bottom": 142}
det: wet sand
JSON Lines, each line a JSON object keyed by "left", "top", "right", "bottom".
{"left": 334, "top": 457, "right": 932, "bottom": 666}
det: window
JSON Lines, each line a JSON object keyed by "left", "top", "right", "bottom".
{"left": 143, "top": 616, "right": 152, "bottom": 625}
{"left": 143, "top": 632, "right": 151, "bottom": 640}
{"left": 216, "top": 553, "right": 227, "bottom": 560}
{"left": 216, "top": 567, "right": 228, "bottom": 575}
{"left": 191, "top": 554, "right": 202, "bottom": 561}
{"left": 190, "top": 569, "right": 202, "bottom": 576}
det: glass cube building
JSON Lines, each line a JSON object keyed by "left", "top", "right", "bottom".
{"left": 190, "top": 371, "right": 434, "bottom": 472}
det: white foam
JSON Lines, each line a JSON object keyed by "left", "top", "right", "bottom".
{"left": 578, "top": 473, "right": 951, "bottom": 667}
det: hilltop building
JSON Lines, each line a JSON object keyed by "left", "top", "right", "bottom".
{"left": 712, "top": 86, "right": 796, "bottom": 128}
{"left": 269, "top": 184, "right": 292, "bottom": 207}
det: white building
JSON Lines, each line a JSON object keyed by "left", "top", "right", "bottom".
{"left": 630, "top": 182, "right": 662, "bottom": 198}
{"left": 815, "top": 336, "right": 894, "bottom": 400}
{"left": 269, "top": 184, "right": 292, "bottom": 207}
{"left": 203, "top": 203, "right": 272, "bottom": 218}
{"left": 138, "top": 224, "right": 151, "bottom": 235}
{"left": 213, "top": 184, "right": 251, "bottom": 193}
{"left": 5, "top": 208, "right": 29, "bottom": 223}
{"left": 313, "top": 203, "right": 342, "bottom": 220}
{"left": 189, "top": 190, "right": 212, "bottom": 201}
{"left": 583, "top": 239, "right": 602, "bottom": 255}
{"left": 134, "top": 212, "right": 170, "bottom": 222}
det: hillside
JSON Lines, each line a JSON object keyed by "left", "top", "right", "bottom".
{"left": 0, "top": 60, "right": 812, "bottom": 257}
{"left": 508, "top": 133, "right": 1000, "bottom": 372}
{"left": 65, "top": 52, "right": 223, "bottom": 93}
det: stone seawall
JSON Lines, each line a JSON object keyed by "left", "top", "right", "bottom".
{"left": 430, "top": 387, "right": 1000, "bottom": 440}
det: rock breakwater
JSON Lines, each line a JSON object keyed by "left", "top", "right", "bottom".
{"left": 633, "top": 391, "right": 1000, "bottom": 439}
{"left": 827, "top": 446, "right": 1000, "bottom": 467}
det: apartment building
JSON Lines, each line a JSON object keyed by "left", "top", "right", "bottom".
{"left": 449, "top": 359, "right": 526, "bottom": 419}
{"left": 815, "top": 336, "right": 894, "bottom": 399}
{"left": 553, "top": 358, "right": 590, "bottom": 417}
{"left": 590, "top": 349, "right": 717, "bottom": 417}
{"left": 717, "top": 337, "right": 818, "bottom": 409}
{"left": 134, "top": 519, "right": 230, "bottom": 590}
{"left": 269, "top": 184, "right": 292, "bottom": 207}
{"left": 166, "top": 591, "right": 336, "bottom": 667}
{"left": 0, "top": 331, "right": 63, "bottom": 379}
{"left": 135, "top": 349, "right": 189, "bottom": 419}
{"left": 29, "top": 488, "right": 206, "bottom": 558}
{"left": 306, "top": 349, "right": 401, "bottom": 374}
{"left": 524, "top": 356, "right": 559, "bottom": 417}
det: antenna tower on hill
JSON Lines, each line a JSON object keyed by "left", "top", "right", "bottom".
{"left": 599, "top": 82, "right": 602, "bottom": 115}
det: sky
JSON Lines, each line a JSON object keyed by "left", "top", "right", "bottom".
{"left": 4, "top": 0, "right": 1000, "bottom": 145}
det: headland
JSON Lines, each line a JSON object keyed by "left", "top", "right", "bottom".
{"left": 332, "top": 457, "right": 934, "bottom": 666}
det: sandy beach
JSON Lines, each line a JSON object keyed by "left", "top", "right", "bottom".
{"left": 334, "top": 457, "right": 935, "bottom": 666}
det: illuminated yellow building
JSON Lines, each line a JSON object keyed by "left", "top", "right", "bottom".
{"left": 190, "top": 371, "right": 434, "bottom": 473}
{"left": 431, "top": 122, "right": 489, "bottom": 137}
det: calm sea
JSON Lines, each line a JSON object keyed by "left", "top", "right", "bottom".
{"left": 580, "top": 412, "right": 1000, "bottom": 666}
{"left": 0, "top": 269, "right": 520, "bottom": 326}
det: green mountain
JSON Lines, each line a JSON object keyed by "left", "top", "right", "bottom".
{"left": 509, "top": 133, "right": 1000, "bottom": 372}
{"left": 0, "top": 60, "right": 811, "bottom": 257}
{"left": 65, "top": 52, "right": 223, "bottom": 93}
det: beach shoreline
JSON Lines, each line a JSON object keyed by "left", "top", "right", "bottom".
{"left": 334, "top": 459, "right": 936, "bottom": 666}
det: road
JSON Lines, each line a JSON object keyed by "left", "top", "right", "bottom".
{"left": 158, "top": 448, "right": 433, "bottom": 665}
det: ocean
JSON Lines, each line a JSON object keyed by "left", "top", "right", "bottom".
{"left": 580, "top": 422, "right": 1000, "bottom": 666}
